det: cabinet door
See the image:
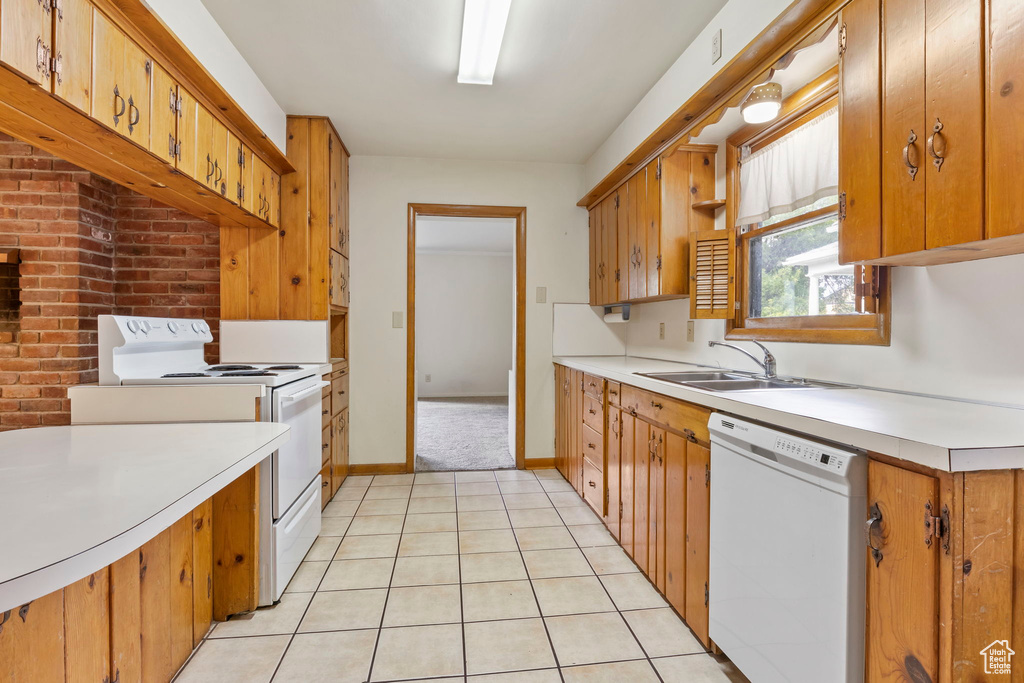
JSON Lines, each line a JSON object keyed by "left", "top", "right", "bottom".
{"left": 605, "top": 407, "right": 621, "bottom": 540}
{"left": 649, "top": 426, "right": 666, "bottom": 591}
{"left": 866, "top": 459, "right": 940, "bottom": 681}
{"left": 988, "top": 0, "right": 1024, "bottom": 239}
{"left": 339, "top": 252, "right": 349, "bottom": 307}
{"left": 614, "top": 188, "right": 628, "bottom": 302}
{"left": 333, "top": 408, "right": 349, "bottom": 488}
{"left": 881, "top": 0, "right": 926, "bottom": 256}
{"left": 340, "top": 149, "right": 350, "bottom": 256}
{"left": 685, "top": 441, "right": 710, "bottom": 647}
{"left": 632, "top": 418, "right": 650, "bottom": 573}
{"left": 0, "top": 0, "right": 50, "bottom": 85}
{"left": 226, "top": 134, "right": 244, "bottom": 206}
{"left": 588, "top": 207, "right": 599, "bottom": 305}
{"left": 601, "top": 192, "right": 617, "bottom": 305}
{"left": 238, "top": 143, "right": 253, "bottom": 212}
{"left": 91, "top": 9, "right": 126, "bottom": 132}
{"left": 121, "top": 37, "right": 151, "bottom": 148}
{"left": 267, "top": 170, "right": 281, "bottom": 227}
{"left": 645, "top": 158, "right": 661, "bottom": 297}
{"left": 619, "top": 410, "right": 635, "bottom": 558}
{"left": 52, "top": 0, "right": 93, "bottom": 112}
{"left": 210, "top": 119, "right": 229, "bottom": 198}
{"left": 923, "top": 0, "right": 984, "bottom": 249}
{"left": 195, "top": 105, "right": 216, "bottom": 188}
{"left": 330, "top": 133, "right": 345, "bottom": 253}
{"left": 175, "top": 87, "right": 199, "bottom": 180}
{"left": 627, "top": 169, "right": 647, "bottom": 300}
{"left": 663, "top": 432, "right": 687, "bottom": 614}
{"left": 149, "top": 63, "right": 179, "bottom": 165}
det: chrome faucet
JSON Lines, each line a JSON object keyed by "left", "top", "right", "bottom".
{"left": 708, "top": 340, "right": 777, "bottom": 379}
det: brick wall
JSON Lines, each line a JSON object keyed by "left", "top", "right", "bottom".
{"left": 0, "top": 135, "right": 219, "bottom": 430}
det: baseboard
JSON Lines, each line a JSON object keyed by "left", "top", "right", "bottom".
{"left": 418, "top": 393, "right": 510, "bottom": 399}
{"left": 525, "top": 458, "right": 555, "bottom": 470}
{"left": 348, "top": 463, "right": 409, "bottom": 475}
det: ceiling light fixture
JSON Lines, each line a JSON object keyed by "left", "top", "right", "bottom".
{"left": 741, "top": 82, "right": 783, "bottom": 124}
{"left": 458, "top": 0, "right": 512, "bottom": 85}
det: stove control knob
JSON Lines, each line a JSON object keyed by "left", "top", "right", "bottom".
{"left": 192, "top": 322, "right": 203, "bottom": 334}
{"left": 139, "top": 321, "right": 152, "bottom": 335}
{"left": 126, "top": 320, "right": 140, "bottom": 334}
{"left": 167, "top": 322, "right": 179, "bottom": 334}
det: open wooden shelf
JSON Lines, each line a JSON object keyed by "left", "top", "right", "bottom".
{"left": 0, "top": 248, "right": 20, "bottom": 264}
{"left": 692, "top": 199, "right": 726, "bottom": 212}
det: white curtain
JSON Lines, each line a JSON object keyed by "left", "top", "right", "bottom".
{"left": 736, "top": 107, "right": 838, "bottom": 226}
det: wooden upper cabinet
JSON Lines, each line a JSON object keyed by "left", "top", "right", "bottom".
{"left": 865, "top": 459, "right": 942, "bottom": 681}
{"left": 149, "top": 63, "right": 178, "bottom": 165}
{"left": 627, "top": 168, "right": 647, "bottom": 301}
{"left": 588, "top": 207, "right": 599, "bottom": 305}
{"left": 175, "top": 86, "right": 198, "bottom": 178}
{"left": 988, "top": 0, "right": 1024, "bottom": 239}
{"left": 120, "top": 35, "right": 150, "bottom": 148}
{"left": 837, "top": 0, "right": 882, "bottom": 263}
{"left": 91, "top": 9, "right": 151, "bottom": 147}
{"left": 52, "top": 0, "right": 93, "bottom": 113}
{"left": 0, "top": 0, "right": 51, "bottom": 85}
{"left": 195, "top": 104, "right": 229, "bottom": 196}
{"left": 329, "top": 132, "right": 349, "bottom": 256}
{"left": 225, "top": 133, "right": 244, "bottom": 207}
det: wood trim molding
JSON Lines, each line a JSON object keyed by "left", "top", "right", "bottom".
{"left": 105, "top": 0, "right": 292, "bottom": 173}
{"left": 407, "top": 204, "right": 528, "bottom": 471}
{"left": 525, "top": 459, "right": 555, "bottom": 470}
{"left": 578, "top": 0, "right": 846, "bottom": 208}
{"left": 347, "top": 463, "right": 409, "bottom": 476}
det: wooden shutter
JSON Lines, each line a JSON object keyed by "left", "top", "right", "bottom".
{"left": 689, "top": 229, "right": 735, "bottom": 319}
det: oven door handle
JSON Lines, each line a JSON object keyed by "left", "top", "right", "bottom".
{"left": 282, "top": 381, "right": 330, "bottom": 402}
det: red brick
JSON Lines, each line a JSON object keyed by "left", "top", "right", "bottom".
{"left": 2, "top": 385, "right": 41, "bottom": 398}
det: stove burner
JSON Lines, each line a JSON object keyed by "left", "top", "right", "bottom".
{"left": 208, "top": 364, "right": 256, "bottom": 371}
{"left": 265, "top": 365, "right": 302, "bottom": 370}
{"left": 161, "top": 372, "right": 210, "bottom": 378}
{"left": 219, "top": 370, "right": 278, "bottom": 377}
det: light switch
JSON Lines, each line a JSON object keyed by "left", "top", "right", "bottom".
{"left": 659, "top": 322, "right": 666, "bottom": 340}
{"left": 392, "top": 312, "right": 403, "bottom": 329}
{"left": 536, "top": 287, "right": 547, "bottom": 304}
{"left": 425, "top": 374, "right": 432, "bottom": 383}
{"left": 687, "top": 321, "right": 695, "bottom": 342}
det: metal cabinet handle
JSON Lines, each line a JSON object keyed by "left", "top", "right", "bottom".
{"left": 635, "top": 247, "right": 642, "bottom": 267}
{"left": 588, "top": 408, "right": 597, "bottom": 415}
{"left": 866, "top": 503, "right": 884, "bottom": 566}
{"left": 127, "top": 95, "right": 140, "bottom": 134}
{"left": 651, "top": 401, "right": 663, "bottom": 410}
{"left": 902, "top": 130, "right": 919, "bottom": 180}
{"left": 588, "top": 480, "right": 597, "bottom": 488}
{"left": 587, "top": 443, "right": 596, "bottom": 450}
{"left": 322, "top": 479, "right": 329, "bottom": 488}
{"left": 322, "top": 442, "right": 329, "bottom": 450}
{"left": 206, "top": 154, "right": 215, "bottom": 182}
{"left": 321, "top": 409, "right": 329, "bottom": 416}
{"left": 927, "top": 118, "right": 945, "bottom": 171}
{"left": 113, "top": 85, "right": 126, "bottom": 126}
{"left": 214, "top": 160, "right": 223, "bottom": 184}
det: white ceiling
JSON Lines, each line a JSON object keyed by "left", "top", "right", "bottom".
{"left": 200, "top": 0, "right": 728, "bottom": 163}
{"left": 416, "top": 216, "right": 515, "bottom": 254}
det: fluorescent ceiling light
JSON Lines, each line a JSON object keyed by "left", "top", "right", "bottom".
{"left": 458, "top": 0, "right": 512, "bottom": 85}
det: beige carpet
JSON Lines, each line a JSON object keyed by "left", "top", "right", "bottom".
{"left": 415, "top": 396, "right": 513, "bottom": 471}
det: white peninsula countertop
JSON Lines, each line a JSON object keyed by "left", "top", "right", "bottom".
{"left": 555, "top": 355, "right": 1024, "bottom": 472}
{"left": 0, "top": 422, "right": 289, "bottom": 612}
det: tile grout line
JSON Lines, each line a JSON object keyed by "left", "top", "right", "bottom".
{"left": 268, "top": 474, "right": 376, "bottom": 682}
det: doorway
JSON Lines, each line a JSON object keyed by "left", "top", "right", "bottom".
{"left": 407, "top": 204, "right": 526, "bottom": 472}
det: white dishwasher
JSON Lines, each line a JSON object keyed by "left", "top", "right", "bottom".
{"left": 708, "top": 414, "right": 866, "bottom": 683}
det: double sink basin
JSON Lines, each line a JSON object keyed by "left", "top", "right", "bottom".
{"left": 636, "top": 370, "right": 839, "bottom": 393}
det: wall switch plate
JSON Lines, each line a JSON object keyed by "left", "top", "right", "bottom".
{"left": 659, "top": 322, "right": 666, "bottom": 340}
{"left": 687, "top": 321, "right": 695, "bottom": 342}
{"left": 425, "top": 374, "right": 431, "bottom": 383}
{"left": 536, "top": 286, "right": 547, "bottom": 304}
{"left": 712, "top": 28, "right": 723, "bottom": 64}
{"left": 392, "top": 312, "right": 403, "bottom": 329}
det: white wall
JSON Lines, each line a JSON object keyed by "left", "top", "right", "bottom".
{"left": 416, "top": 252, "right": 514, "bottom": 398}
{"left": 584, "top": 0, "right": 791, "bottom": 190}
{"left": 144, "top": 0, "right": 288, "bottom": 151}
{"left": 349, "top": 156, "right": 589, "bottom": 466}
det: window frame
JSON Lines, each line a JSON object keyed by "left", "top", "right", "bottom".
{"left": 724, "top": 68, "right": 890, "bottom": 346}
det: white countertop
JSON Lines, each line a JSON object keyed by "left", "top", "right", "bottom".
{"left": 555, "top": 355, "right": 1024, "bottom": 472}
{"left": 0, "top": 422, "right": 289, "bottom": 612}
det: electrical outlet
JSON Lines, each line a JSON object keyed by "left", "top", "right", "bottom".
{"left": 712, "top": 28, "right": 723, "bottom": 64}
{"left": 392, "top": 312, "right": 403, "bottom": 329}
{"left": 659, "top": 322, "right": 666, "bottom": 340}
{"left": 425, "top": 374, "right": 431, "bottom": 383}
{"left": 687, "top": 321, "right": 695, "bottom": 342}
{"left": 536, "top": 286, "right": 547, "bottom": 304}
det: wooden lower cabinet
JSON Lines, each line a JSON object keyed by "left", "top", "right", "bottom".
{"left": 632, "top": 418, "right": 651, "bottom": 575}
{"left": 663, "top": 432, "right": 688, "bottom": 614}
{"left": 606, "top": 407, "right": 621, "bottom": 539}
{"left": 619, "top": 410, "right": 636, "bottom": 559}
{"left": 684, "top": 440, "right": 711, "bottom": 646}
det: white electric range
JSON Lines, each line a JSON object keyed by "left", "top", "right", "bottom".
{"left": 98, "top": 314, "right": 327, "bottom": 605}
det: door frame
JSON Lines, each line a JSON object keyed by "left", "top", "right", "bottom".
{"left": 406, "top": 203, "right": 527, "bottom": 471}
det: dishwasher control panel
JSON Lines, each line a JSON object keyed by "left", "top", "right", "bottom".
{"left": 774, "top": 436, "right": 847, "bottom": 473}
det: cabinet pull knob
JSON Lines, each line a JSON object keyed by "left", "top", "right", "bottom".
{"left": 927, "top": 118, "right": 945, "bottom": 171}
{"left": 113, "top": 85, "right": 126, "bottom": 126}
{"left": 587, "top": 443, "right": 595, "bottom": 450}
{"left": 322, "top": 480, "right": 329, "bottom": 488}
{"left": 127, "top": 96, "right": 140, "bottom": 134}
{"left": 902, "top": 130, "right": 919, "bottom": 180}
{"left": 651, "top": 401, "right": 663, "bottom": 410}
{"left": 588, "top": 408, "right": 597, "bottom": 415}
{"left": 322, "top": 409, "right": 329, "bottom": 415}
{"left": 588, "top": 480, "right": 596, "bottom": 488}
{"left": 866, "top": 502, "right": 884, "bottom": 567}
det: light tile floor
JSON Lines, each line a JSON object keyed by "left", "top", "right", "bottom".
{"left": 175, "top": 469, "right": 748, "bottom": 683}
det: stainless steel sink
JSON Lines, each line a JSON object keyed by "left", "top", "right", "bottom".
{"left": 637, "top": 371, "right": 840, "bottom": 392}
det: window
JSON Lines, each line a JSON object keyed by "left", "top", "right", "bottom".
{"left": 725, "top": 71, "right": 889, "bottom": 345}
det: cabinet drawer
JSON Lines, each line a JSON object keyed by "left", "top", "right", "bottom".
{"left": 321, "top": 396, "right": 332, "bottom": 429}
{"left": 319, "top": 463, "right": 331, "bottom": 510}
{"left": 582, "top": 394, "right": 603, "bottom": 434}
{"left": 607, "top": 381, "right": 622, "bottom": 407}
{"left": 622, "top": 385, "right": 710, "bottom": 442}
{"left": 583, "top": 373, "right": 605, "bottom": 399}
{"left": 321, "top": 424, "right": 332, "bottom": 467}
{"left": 332, "top": 372, "right": 349, "bottom": 414}
{"left": 582, "top": 457, "right": 604, "bottom": 516}
{"left": 582, "top": 423, "right": 603, "bottom": 466}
